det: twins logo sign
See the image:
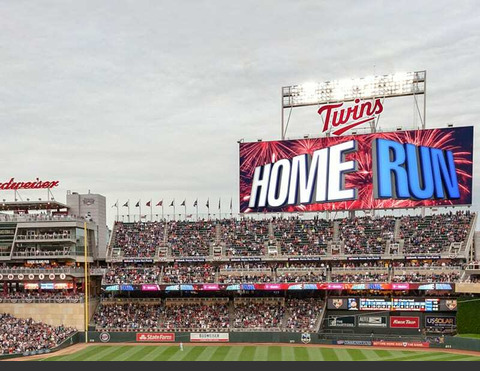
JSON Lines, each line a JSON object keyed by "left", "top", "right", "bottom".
{"left": 301, "top": 333, "right": 311, "bottom": 344}
{"left": 99, "top": 332, "right": 111, "bottom": 343}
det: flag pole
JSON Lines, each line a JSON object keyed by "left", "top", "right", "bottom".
{"left": 127, "top": 199, "right": 130, "bottom": 222}
{"left": 184, "top": 200, "right": 187, "bottom": 220}
{"left": 150, "top": 200, "right": 153, "bottom": 222}
{"left": 196, "top": 200, "right": 199, "bottom": 221}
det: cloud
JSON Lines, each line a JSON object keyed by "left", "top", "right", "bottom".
{"left": 0, "top": 0, "right": 479, "bottom": 227}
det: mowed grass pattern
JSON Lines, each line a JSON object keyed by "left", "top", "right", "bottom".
{"left": 39, "top": 345, "right": 480, "bottom": 361}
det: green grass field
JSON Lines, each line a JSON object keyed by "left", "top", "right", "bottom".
{"left": 38, "top": 345, "right": 480, "bottom": 361}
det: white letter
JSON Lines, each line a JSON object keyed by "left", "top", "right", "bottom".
{"left": 248, "top": 164, "right": 271, "bottom": 208}
{"left": 267, "top": 159, "right": 291, "bottom": 208}
{"left": 327, "top": 140, "right": 357, "bottom": 201}
{"left": 288, "top": 149, "right": 329, "bottom": 205}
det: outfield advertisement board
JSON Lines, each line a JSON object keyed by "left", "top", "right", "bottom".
{"left": 239, "top": 127, "right": 473, "bottom": 213}
{"left": 328, "top": 315, "right": 356, "bottom": 327}
{"left": 390, "top": 317, "right": 420, "bottom": 328}
{"left": 358, "top": 316, "right": 387, "bottom": 328}
{"left": 136, "top": 333, "right": 175, "bottom": 342}
{"left": 372, "top": 341, "right": 430, "bottom": 348}
{"left": 425, "top": 316, "right": 456, "bottom": 328}
{"left": 190, "top": 333, "right": 229, "bottom": 342}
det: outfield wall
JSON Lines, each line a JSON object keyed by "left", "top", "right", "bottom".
{"left": 0, "top": 300, "right": 98, "bottom": 329}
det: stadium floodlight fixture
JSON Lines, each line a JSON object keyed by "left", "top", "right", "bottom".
{"left": 282, "top": 70, "right": 426, "bottom": 108}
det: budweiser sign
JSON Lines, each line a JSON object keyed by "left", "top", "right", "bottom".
{"left": 318, "top": 98, "right": 383, "bottom": 136}
{"left": 136, "top": 333, "right": 175, "bottom": 342}
{"left": 0, "top": 178, "right": 60, "bottom": 191}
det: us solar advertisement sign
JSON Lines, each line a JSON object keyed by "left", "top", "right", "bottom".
{"left": 239, "top": 127, "right": 473, "bottom": 213}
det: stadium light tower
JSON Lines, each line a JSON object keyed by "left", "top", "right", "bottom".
{"left": 281, "top": 70, "right": 426, "bottom": 139}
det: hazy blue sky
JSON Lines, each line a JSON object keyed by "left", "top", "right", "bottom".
{"left": 0, "top": 0, "right": 478, "bottom": 227}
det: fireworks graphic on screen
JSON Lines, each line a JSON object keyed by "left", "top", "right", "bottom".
{"left": 239, "top": 127, "right": 473, "bottom": 213}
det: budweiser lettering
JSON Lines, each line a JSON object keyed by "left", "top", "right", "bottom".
{"left": 0, "top": 178, "right": 59, "bottom": 191}
{"left": 318, "top": 98, "right": 383, "bottom": 136}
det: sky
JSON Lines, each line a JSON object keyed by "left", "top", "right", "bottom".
{"left": 0, "top": 0, "right": 479, "bottom": 228}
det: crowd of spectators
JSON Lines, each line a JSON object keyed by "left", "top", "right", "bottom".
{"left": 233, "top": 301, "right": 285, "bottom": 329}
{"left": 162, "top": 263, "right": 215, "bottom": 284}
{"left": 330, "top": 273, "right": 389, "bottom": 283}
{"left": 276, "top": 271, "right": 327, "bottom": 283}
{"left": 285, "top": 298, "right": 324, "bottom": 332}
{"left": 400, "top": 211, "right": 473, "bottom": 254}
{"left": 218, "top": 273, "right": 274, "bottom": 283}
{"left": 113, "top": 222, "right": 165, "bottom": 257}
{"left": 93, "top": 303, "right": 162, "bottom": 330}
{"left": 221, "top": 219, "right": 269, "bottom": 256}
{"left": 392, "top": 272, "right": 461, "bottom": 283}
{"left": 103, "top": 266, "right": 160, "bottom": 284}
{"left": 340, "top": 217, "right": 396, "bottom": 255}
{"left": 110, "top": 213, "right": 474, "bottom": 258}
{"left": 0, "top": 291, "right": 84, "bottom": 303}
{"left": 272, "top": 218, "right": 332, "bottom": 256}
{"left": 0, "top": 314, "right": 75, "bottom": 355}
{"left": 168, "top": 221, "right": 215, "bottom": 257}
{"left": 162, "top": 303, "right": 229, "bottom": 329}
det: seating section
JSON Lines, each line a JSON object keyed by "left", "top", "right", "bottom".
{"left": 109, "top": 213, "right": 474, "bottom": 258}
{"left": 220, "top": 219, "right": 269, "bottom": 256}
{"left": 339, "top": 217, "right": 396, "bottom": 255}
{"left": 93, "top": 298, "right": 325, "bottom": 332}
{"left": 112, "top": 222, "right": 165, "bottom": 257}
{"left": 93, "top": 302, "right": 163, "bottom": 330}
{"left": 104, "top": 266, "right": 161, "bottom": 284}
{"left": 400, "top": 211, "right": 473, "bottom": 254}
{"left": 0, "top": 314, "right": 76, "bottom": 355}
{"left": 161, "top": 263, "right": 215, "bottom": 284}
{"left": 272, "top": 218, "right": 332, "bottom": 256}
{"left": 233, "top": 299, "right": 285, "bottom": 329}
{"left": 162, "top": 300, "right": 229, "bottom": 329}
{"left": 168, "top": 221, "right": 215, "bottom": 257}
{"left": 285, "top": 298, "right": 324, "bottom": 332}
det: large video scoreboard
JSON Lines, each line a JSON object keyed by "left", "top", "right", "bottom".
{"left": 328, "top": 298, "right": 457, "bottom": 312}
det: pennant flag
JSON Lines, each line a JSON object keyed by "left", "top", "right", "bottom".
{"left": 193, "top": 199, "right": 198, "bottom": 207}
{"left": 186, "top": 214, "right": 193, "bottom": 218}
{"left": 156, "top": 200, "right": 163, "bottom": 207}
{"left": 218, "top": 198, "right": 221, "bottom": 210}
{"left": 112, "top": 201, "right": 118, "bottom": 208}
{"left": 141, "top": 215, "right": 147, "bottom": 219}
{"left": 135, "top": 201, "right": 140, "bottom": 207}
{"left": 122, "top": 201, "right": 129, "bottom": 207}
{"left": 206, "top": 199, "right": 210, "bottom": 208}
{"left": 146, "top": 200, "right": 151, "bottom": 207}
{"left": 169, "top": 200, "right": 174, "bottom": 207}
{"left": 181, "top": 200, "right": 186, "bottom": 207}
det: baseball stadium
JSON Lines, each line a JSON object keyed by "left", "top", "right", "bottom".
{"left": 1, "top": 70, "right": 480, "bottom": 362}
{"left": 2, "top": 1, "right": 480, "bottom": 364}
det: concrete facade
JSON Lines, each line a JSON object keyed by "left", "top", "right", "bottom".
{"left": 67, "top": 192, "right": 107, "bottom": 260}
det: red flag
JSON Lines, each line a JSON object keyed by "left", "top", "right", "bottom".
{"left": 156, "top": 200, "right": 163, "bottom": 206}
{"left": 146, "top": 201, "right": 151, "bottom": 207}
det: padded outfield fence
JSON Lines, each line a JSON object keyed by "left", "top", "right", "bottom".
{"left": 2, "top": 331, "right": 480, "bottom": 360}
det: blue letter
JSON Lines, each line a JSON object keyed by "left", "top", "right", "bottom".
{"left": 430, "top": 149, "right": 460, "bottom": 199}
{"left": 374, "top": 139, "right": 410, "bottom": 198}
{"left": 405, "top": 144, "right": 434, "bottom": 200}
